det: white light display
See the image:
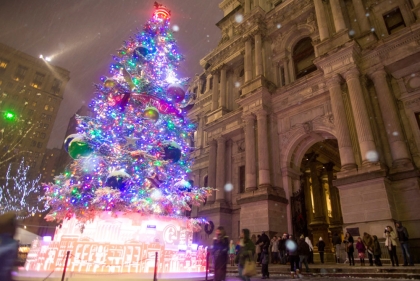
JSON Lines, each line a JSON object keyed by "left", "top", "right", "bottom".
{"left": 0, "top": 158, "right": 47, "bottom": 219}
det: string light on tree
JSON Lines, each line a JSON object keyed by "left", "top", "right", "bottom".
{"left": 43, "top": 3, "right": 212, "bottom": 227}
{"left": 0, "top": 158, "right": 48, "bottom": 219}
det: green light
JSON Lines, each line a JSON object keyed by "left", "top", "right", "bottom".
{"left": 3, "top": 110, "right": 16, "bottom": 121}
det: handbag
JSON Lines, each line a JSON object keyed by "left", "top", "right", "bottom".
{"left": 242, "top": 251, "right": 256, "bottom": 277}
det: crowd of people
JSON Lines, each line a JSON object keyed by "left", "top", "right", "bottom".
{"left": 211, "top": 221, "right": 415, "bottom": 281}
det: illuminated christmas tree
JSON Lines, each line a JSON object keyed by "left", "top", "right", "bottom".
{"left": 43, "top": 3, "right": 211, "bottom": 227}
{"left": 0, "top": 158, "right": 47, "bottom": 219}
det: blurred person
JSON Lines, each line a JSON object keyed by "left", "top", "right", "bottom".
{"left": 255, "top": 235, "right": 261, "bottom": 265}
{"left": 305, "top": 237, "right": 314, "bottom": 264}
{"left": 332, "top": 232, "right": 342, "bottom": 263}
{"left": 0, "top": 212, "right": 18, "bottom": 281}
{"left": 344, "top": 232, "right": 355, "bottom": 266}
{"left": 297, "top": 235, "right": 310, "bottom": 272}
{"left": 395, "top": 221, "right": 414, "bottom": 266}
{"left": 260, "top": 246, "right": 270, "bottom": 279}
{"left": 229, "top": 240, "right": 236, "bottom": 266}
{"left": 279, "top": 233, "right": 287, "bottom": 264}
{"left": 373, "top": 235, "right": 382, "bottom": 266}
{"left": 384, "top": 225, "right": 398, "bottom": 266}
{"left": 316, "top": 237, "right": 325, "bottom": 264}
{"left": 287, "top": 235, "right": 299, "bottom": 279}
{"left": 355, "top": 237, "right": 366, "bottom": 266}
{"left": 212, "top": 226, "right": 229, "bottom": 281}
{"left": 362, "top": 232, "right": 374, "bottom": 266}
{"left": 236, "top": 229, "right": 255, "bottom": 281}
{"left": 270, "top": 236, "right": 279, "bottom": 264}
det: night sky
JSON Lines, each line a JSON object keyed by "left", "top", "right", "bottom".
{"left": 0, "top": 0, "right": 222, "bottom": 148}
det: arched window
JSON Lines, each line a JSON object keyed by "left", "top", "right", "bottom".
{"left": 293, "top": 37, "right": 316, "bottom": 79}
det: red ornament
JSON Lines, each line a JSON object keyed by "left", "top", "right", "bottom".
{"left": 131, "top": 93, "right": 183, "bottom": 119}
{"left": 167, "top": 84, "right": 185, "bottom": 103}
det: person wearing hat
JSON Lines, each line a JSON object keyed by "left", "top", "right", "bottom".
{"left": 316, "top": 237, "right": 326, "bottom": 264}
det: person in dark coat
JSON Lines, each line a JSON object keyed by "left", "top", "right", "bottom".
{"left": 316, "top": 237, "right": 326, "bottom": 264}
{"left": 212, "top": 226, "right": 229, "bottom": 281}
{"left": 373, "top": 235, "right": 382, "bottom": 266}
{"left": 297, "top": 235, "right": 310, "bottom": 272}
{"left": 344, "top": 232, "right": 355, "bottom": 266}
{"left": 395, "top": 221, "right": 414, "bottom": 266}
{"left": 260, "top": 247, "right": 269, "bottom": 279}
{"left": 278, "top": 233, "right": 287, "bottom": 264}
{"left": 287, "top": 235, "right": 299, "bottom": 278}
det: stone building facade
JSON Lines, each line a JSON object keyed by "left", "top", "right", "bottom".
{"left": 187, "top": 0, "right": 420, "bottom": 261}
{"left": 0, "top": 42, "right": 70, "bottom": 175}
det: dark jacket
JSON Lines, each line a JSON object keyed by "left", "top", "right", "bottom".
{"left": 316, "top": 240, "right": 326, "bottom": 252}
{"left": 286, "top": 238, "right": 298, "bottom": 256}
{"left": 297, "top": 238, "right": 310, "bottom": 255}
{"left": 345, "top": 236, "right": 354, "bottom": 254}
{"left": 373, "top": 235, "right": 381, "bottom": 256}
{"left": 212, "top": 236, "right": 229, "bottom": 266}
{"left": 237, "top": 229, "right": 256, "bottom": 266}
{"left": 396, "top": 221, "right": 409, "bottom": 242}
{"left": 256, "top": 233, "right": 270, "bottom": 250}
{"left": 332, "top": 235, "right": 342, "bottom": 246}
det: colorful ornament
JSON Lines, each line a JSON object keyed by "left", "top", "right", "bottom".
{"left": 104, "top": 79, "right": 116, "bottom": 88}
{"left": 166, "top": 84, "right": 185, "bottom": 103}
{"left": 174, "top": 179, "right": 192, "bottom": 192}
{"left": 64, "top": 134, "right": 83, "bottom": 152}
{"left": 143, "top": 106, "right": 159, "bottom": 122}
{"left": 131, "top": 93, "right": 182, "bottom": 118}
{"left": 162, "top": 141, "right": 181, "bottom": 162}
{"left": 68, "top": 139, "right": 93, "bottom": 159}
{"left": 105, "top": 169, "right": 130, "bottom": 191}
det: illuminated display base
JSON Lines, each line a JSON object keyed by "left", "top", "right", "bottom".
{"left": 18, "top": 212, "right": 209, "bottom": 280}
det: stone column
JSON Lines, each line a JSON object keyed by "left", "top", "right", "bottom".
{"left": 207, "top": 140, "right": 217, "bottom": 203}
{"left": 256, "top": 110, "right": 271, "bottom": 188}
{"left": 220, "top": 67, "right": 227, "bottom": 108}
{"left": 211, "top": 72, "right": 219, "bottom": 111}
{"left": 413, "top": 0, "right": 420, "bottom": 21}
{"left": 216, "top": 137, "right": 226, "bottom": 202}
{"left": 370, "top": 69, "right": 411, "bottom": 167}
{"left": 244, "top": 39, "right": 253, "bottom": 82}
{"left": 255, "top": 33, "right": 263, "bottom": 77}
{"left": 325, "top": 163, "right": 342, "bottom": 226}
{"left": 314, "top": 0, "right": 330, "bottom": 41}
{"left": 278, "top": 64, "right": 283, "bottom": 87}
{"left": 206, "top": 75, "right": 211, "bottom": 92}
{"left": 244, "top": 0, "right": 251, "bottom": 14}
{"left": 244, "top": 114, "right": 257, "bottom": 191}
{"left": 307, "top": 154, "right": 326, "bottom": 224}
{"left": 352, "top": 0, "right": 370, "bottom": 34}
{"left": 343, "top": 68, "right": 377, "bottom": 165}
{"left": 288, "top": 55, "right": 295, "bottom": 83}
{"left": 326, "top": 75, "right": 357, "bottom": 170}
{"left": 283, "top": 60, "right": 290, "bottom": 85}
{"left": 330, "top": 0, "right": 346, "bottom": 33}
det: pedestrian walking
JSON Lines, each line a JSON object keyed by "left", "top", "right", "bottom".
{"left": 356, "top": 237, "right": 366, "bottom": 266}
{"left": 373, "top": 235, "right": 382, "bottom": 266}
{"left": 384, "top": 225, "right": 399, "bottom": 266}
{"left": 344, "top": 232, "right": 355, "bottom": 266}
{"left": 395, "top": 221, "right": 414, "bottom": 266}
{"left": 316, "top": 237, "right": 325, "bottom": 264}
{"left": 297, "top": 235, "right": 310, "bottom": 272}
{"left": 332, "top": 232, "right": 342, "bottom": 263}
{"left": 236, "top": 229, "right": 255, "bottom": 281}
{"left": 305, "top": 237, "right": 314, "bottom": 264}
{"left": 362, "top": 232, "right": 374, "bottom": 266}
{"left": 287, "top": 235, "right": 299, "bottom": 279}
{"left": 212, "top": 226, "right": 229, "bottom": 281}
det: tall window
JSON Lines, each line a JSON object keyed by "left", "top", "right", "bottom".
{"left": 384, "top": 7, "right": 405, "bottom": 34}
{"left": 239, "top": 165, "right": 246, "bottom": 193}
{"left": 293, "top": 37, "right": 316, "bottom": 79}
{"left": 31, "top": 72, "right": 45, "bottom": 88}
{"left": 201, "top": 79, "right": 207, "bottom": 94}
{"left": 51, "top": 78, "right": 62, "bottom": 95}
{"left": 14, "top": 65, "right": 28, "bottom": 81}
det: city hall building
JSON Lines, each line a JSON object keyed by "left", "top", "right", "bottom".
{"left": 187, "top": 0, "right": 420, "bottom": 261}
